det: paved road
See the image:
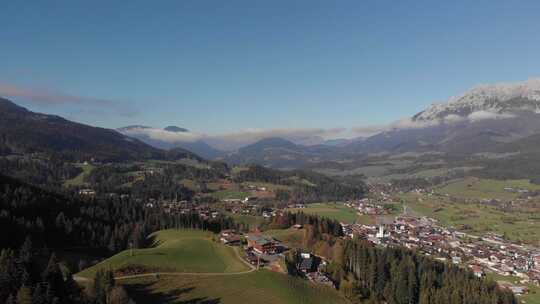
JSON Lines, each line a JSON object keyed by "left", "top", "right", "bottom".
{"left": 74, "top": 247, "right": 256, "bottom": 282}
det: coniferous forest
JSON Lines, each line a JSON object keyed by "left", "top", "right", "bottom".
{"left": 332, "top": 240, "right": 517, "bottom": 304}
{"left": 0, "top": 174, "right": 236, "bottom": 303}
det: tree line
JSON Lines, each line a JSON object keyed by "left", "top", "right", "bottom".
{"left": 328, "top": 239, "right": 516, "bottom": 304}
{"left": 0, "top": 174, "right": 237, "bottom": 252}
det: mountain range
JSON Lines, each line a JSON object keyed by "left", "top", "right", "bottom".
{"left": 4, "top": 78, "right": 540, "bottom": 174}
{"left": 118, "top": 125, "right": 225, "bottom": 159}
{"left": 0, "top": 98, "right": 198, "bottom": 162}
{"left": 347, "top": 79, "right": 540, "bottom": 155}
{"left": 114, "top": 79, "right": 540, "bottom": 170}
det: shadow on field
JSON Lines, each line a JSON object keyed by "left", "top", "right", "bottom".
{"left": 125, "top": 282, "right": 221, "bottom": 304}
{"left": 145, "top": 234, "right": 162, "bottom": 248}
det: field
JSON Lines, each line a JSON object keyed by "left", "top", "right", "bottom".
{"left": 121, "top": 270, "right": 349, "bottom": 304}
{"left": 435, "top": 177, "right": 540, "bottom": 200}
{"left": 64, "top": 163, "right": 94, "bottom": 187}
{"left": 287, "top": 203, "right": 360, "bottom": 223}
{"left": 240, "top": 181, "right": 292, "bottom": 191}
{"left": 227, "top": 213, "right": 266, "bottom": 229}
{"left": 287, "top": 202, "right": 395, "bottom": 225}
{"left": 211, "top": 189, "right": 250, "bottom": 200}
{"left": 77, "top": 229, "right": 249, "bottom": 278}
{"left": 265, "top": 228, "right": 305, "bottom": 249}
{"left": 402, "top": 192, "right": 540, "bottom": 245}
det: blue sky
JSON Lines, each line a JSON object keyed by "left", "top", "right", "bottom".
{"left": 1, "top": 0, "right": 540, "bottom": 137}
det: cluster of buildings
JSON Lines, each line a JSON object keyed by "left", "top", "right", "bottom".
{"left": 344, "top": 199, "right": 388, "bottom": 215}
{"left": 342, "top": 215, "right": 540, "bottom": 295}
{"left": 218, "top": 230, "right": 284, "bottom": 268}
{"left": 221, "top": 199, "right": 279, "bottom": 218}
{"left": 218, "top": 229, "right": 335, "bottom": 287}
{"left": 159, "top": 200, "right": 221, "bottom": 219}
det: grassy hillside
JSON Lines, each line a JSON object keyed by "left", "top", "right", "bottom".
{"left": 227, "top": 213, "right": 266, "bottom": 229}
{"left": 211, "top": 189, "right": 250, "bottom": 200}
{"left": 64, "top": 163, "right": 94, "bottom": 187}
{"left": 265, "top": 228, "right": 306, "bottom": 249}
{"left": 77, "top": 229, "right": 249, "bottom": 278}
{"left": 122, "top": 270, "right": 349, "bottom": 304}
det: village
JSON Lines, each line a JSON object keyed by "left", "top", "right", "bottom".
{"left": 118, "top": 178, "right": 540, "bottom": 298}
{"left": 341, "top": 215, "right": 540, "bottom": 296}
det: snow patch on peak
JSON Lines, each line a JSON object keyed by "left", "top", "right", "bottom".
{"left": 414, "top": 78, "right": 540, "bottom": 122}
{"left": 448, "top": 78, "right": 540, "bottom": 104}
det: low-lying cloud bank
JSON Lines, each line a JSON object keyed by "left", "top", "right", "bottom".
{"left": 120, "top": 126, "right": 347, "bottom": 151}
{"left": 123, "top": 108, "right": 519, "bottom": 150}
{"left": 352, "top": 110, "right": 516, "bottom": 136}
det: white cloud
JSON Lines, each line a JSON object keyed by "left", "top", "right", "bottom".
{"left": 351, "top": 110, "right": 514, "bottom": 137}
{"left": 467, "top": 110, "right": 515, "bottom": 121}
{"left": 121, "top": 127, "right": 204, "bottom": 143}
{"left": 120, "top": 127, "right": 348, "bottom": 151}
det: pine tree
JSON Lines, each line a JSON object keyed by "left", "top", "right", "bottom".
{"left": 18, "top": 236, "right": 32, "bottom": 265}
{"left": 41, "top": 253, "right": 64, "bottom": 301}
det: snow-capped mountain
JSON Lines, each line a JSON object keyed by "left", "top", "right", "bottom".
{"left": 347, "top": 78, "right": 540, "bottom": 155}
{"left": 413, "top": 78, "right": 540, "bottom": 123}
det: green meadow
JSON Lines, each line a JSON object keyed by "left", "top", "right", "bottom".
{"left": 435, "top": 177, "right": 540, "bottom": 200}
{"left": 287, "top": 202, "right": 360, "bottom": 223}
{"left": 77, "top": 229, "right": 249, "bottom": 278}
{"left": 64, "top": 163, "right": 94, "bottom": 187}
{"left": 122, "top": 270, "right": 349, "bottom": 304}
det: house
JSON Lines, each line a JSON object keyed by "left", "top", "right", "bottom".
{"left": 452, "top": 256, "right": 462, "bottom": 265}
{"left": 243, "top": 196, "right": 258, "bottom": 203}
{"left": 509, "top": 286, "right": 528, "bottom": 295}
{"left": 220, "top": 230, "right": 242, "bottom": 245}
{"left": 298, "top": 257, "right": 315, "bottom": 273}
{"left": 79, "top": 189, "right": 96, "bottom": 196}
{"left": 297, "top": 252, "right": 321, "bottom": 274}
{"left": 221, "top": 234, "right": 241, "bottom": 246}
{"left": 246, "top": 234, "right": 278, "bottom": 254}
{"left": 470, "top": 265, "right": 485, "bottom": 278}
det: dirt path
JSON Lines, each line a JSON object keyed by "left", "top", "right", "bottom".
{"left": 74, "top": 247, "right": 257, "bottom": 282}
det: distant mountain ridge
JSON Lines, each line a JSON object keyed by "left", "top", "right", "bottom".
{"left": 413, "top": 78, "right": 540, "bottom": 123}
{"left": 117, "top": 125, "right": 225, "bottom": 159}
{"left": 344, "top": 79, "right": 540, "bottom": 155}
{"left": 0, "top": 98, "right": 199, "bottom": 162}
{"left": 222, "top": 137, "right": 345, "bottom": 168}
{"left": 220, "top": 79, "right": 540, "bottom": 169}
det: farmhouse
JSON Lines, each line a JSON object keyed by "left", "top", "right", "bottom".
{"left": 79, "top": 189, "right": 96, "bottom": 196}
{"left": 220, "top": 230, "right": 242, "bottom": 245}
{"left": 246, "top": 234, "right": 278, "bottom": 254}
{"left": 298, "top": 253, "right": 316, "bottom": 273}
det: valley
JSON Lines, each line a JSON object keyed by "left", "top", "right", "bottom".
{"left": 4, "top": 4, "right": 540, "bottom": 303}
{"left": 4, "top": 80, "right": 540, "bottom": 304}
